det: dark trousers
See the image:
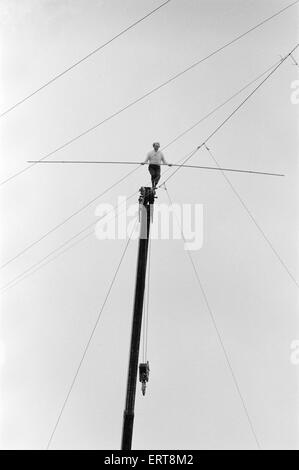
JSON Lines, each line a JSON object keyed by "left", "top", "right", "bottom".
{"left": 148, "top": 164, "right": 161, "bottom": 187}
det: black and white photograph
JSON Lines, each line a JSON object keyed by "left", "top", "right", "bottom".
{"left": 0, "top": 0, "right": 298, "bottom": 453}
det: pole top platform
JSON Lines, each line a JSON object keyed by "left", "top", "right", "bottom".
{"left": 138, "top": 187, "right": 156, "bottom": 206}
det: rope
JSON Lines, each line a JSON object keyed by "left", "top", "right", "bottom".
{"left": 2, "top": 1, "right": 298, "bottom": 186}
{"left": 204, "top": 145, "right": 299, "bottom": 289}
{"left": 3, "top": 36, "right": 296, "bottom": 291}
{"left": 1, "top": 57, "right": 288, "bottom": 272}
{"left": 1, "top": 152, "right": 188, "bottom": 292}
{"left": 165, "top": 186, "right": 261, "bottom": 450}
{"left": 1, "top": 189, "right": 139, "bottom": 292}
{"left": 0, "top": 165, "right": 141, "bottom": 270}
{"left": 0, "top": 1, "right": 172, "bottom": 119}
{"left": 158, "top": 43, "right": 299, "bottom": 189}
{"left": 161, "top": 59, "right": 282, "bottom": 150}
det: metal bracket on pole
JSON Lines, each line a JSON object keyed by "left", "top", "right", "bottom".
{"left": 139, "top": 361, "right": 150, "bottom": 396}
{"left": 290, "top": 53, "right": 299, "bottom": 66}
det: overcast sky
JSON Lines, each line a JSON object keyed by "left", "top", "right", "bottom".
{"left": 0, "top": 0, "right": 298, "bottom": 450}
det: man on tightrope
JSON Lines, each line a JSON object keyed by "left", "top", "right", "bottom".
{"left": 142, "top": 142, "right": 172, "bottom": 189}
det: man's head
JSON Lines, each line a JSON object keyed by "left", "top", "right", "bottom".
{"left": 153, "top": 142, "right": 160, "bottom": 151}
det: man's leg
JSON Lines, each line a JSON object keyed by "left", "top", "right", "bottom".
{"left": 153, "top": 166, "right": 161, "bottom": 188}
{"left": 148, "top": 165, "right": 155, "bottom": 187}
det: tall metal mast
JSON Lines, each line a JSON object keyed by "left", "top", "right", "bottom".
{"left": 121, "top": 187, "right": 155, "bottom": 450}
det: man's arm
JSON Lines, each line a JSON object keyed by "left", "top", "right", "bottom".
{"left": 142, "top": 153, "right": 150, "bottom": 165}
{"left": 161, "top": 152, "right": 171, "bottom": 166}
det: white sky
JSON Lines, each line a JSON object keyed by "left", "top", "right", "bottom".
{"left": 0, "top": 0, "right": 298, "bottom": 450}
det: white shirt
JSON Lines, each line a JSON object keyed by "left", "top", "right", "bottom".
{"left": 144, "top": 150, "right": 167, "bottom": 165}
